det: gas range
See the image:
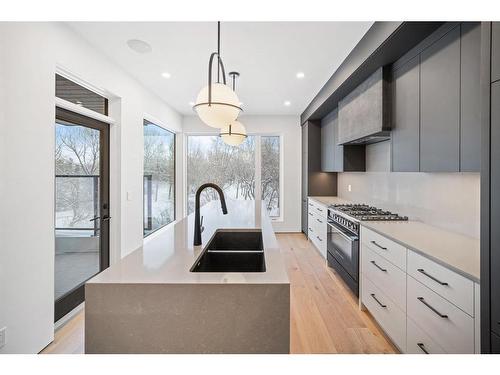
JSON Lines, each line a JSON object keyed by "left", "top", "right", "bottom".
{"left": 328, "top": 204, "right": 408, "bottom": 235}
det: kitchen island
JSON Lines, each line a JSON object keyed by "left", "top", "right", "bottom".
{"left": 85, "top": 199, "right": 290, "bottom": 354}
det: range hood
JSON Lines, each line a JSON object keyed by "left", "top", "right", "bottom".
{"left": 338, "top": 67, "right": 391, "bottom": 145}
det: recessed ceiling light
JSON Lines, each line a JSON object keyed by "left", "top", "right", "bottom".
{"left": 126, "top": 39, "right": 152, "bottom": 54}
{"left": 284, "top": 101, "right": 291, "bottom": 107}
{"left": 189, "top": 101, "right": 195, "bottom": 107}
{"left": 161, "top": 72, "right": 171, "bottom": 79}
{"left": 296, "top": 72, "right": 305, "bottom": 79}
{"left": 239, "top": 102, "right": 244, "bottom": 106}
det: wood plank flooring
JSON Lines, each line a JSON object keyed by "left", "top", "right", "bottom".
{"left": 41, "top": 233, "right": 396, "bottom": 354}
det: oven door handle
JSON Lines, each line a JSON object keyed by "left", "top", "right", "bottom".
{"left": 327, "top": 222, "right": 357, "bottom": 242}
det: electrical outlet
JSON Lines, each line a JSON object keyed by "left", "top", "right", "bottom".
{"left": 348, "top": 184, "right": 352, "bottom": 192}
{"left": 0, "top": 327, "right": 6, "bottom": 349}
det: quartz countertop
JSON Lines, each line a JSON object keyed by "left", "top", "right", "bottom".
{"left": 361, "top": 221, "right": 480, "bottom": 282}
{"left": 308, "top": 196, "right": 349, "bottom": 206}
{"left": 87, "top": 199, "right": 289, "bottom": 285}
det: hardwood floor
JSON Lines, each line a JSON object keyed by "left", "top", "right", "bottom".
{"left": 41, "top": 233, "right": 396, "bottom": 354}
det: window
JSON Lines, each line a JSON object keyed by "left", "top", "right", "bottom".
{"left": 186, "top": 135, "right": 281, "bottom": 218}
{"left": 56, "top": 74, "right": 108, "bottom": 115}
{"left": 143, "top": 120, "right": 176, "bottom": 236}
{"left": 261, "top": 136, "right": 280, "bottom": 217}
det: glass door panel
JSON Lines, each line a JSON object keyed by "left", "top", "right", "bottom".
{"left": 54, "top": 108, "right": 109, "bottom": 321}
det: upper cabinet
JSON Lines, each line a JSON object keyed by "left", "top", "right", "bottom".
{"left": 392, "top": 55, "right": 420, "bottom": 172}
{"left": 420, "top": 26, "right": 461, "bottom": 172}
{"left": 391, "top": 22, "right": 481, "bottom": 172}
{"left": 320, "top": 108, "right": 365, "bottom": 172}
{"left": 492, "top": 22, "right": 500, "bottom": 83}
{"left": 338, "top": 67, "right": 392, "bottom": 145}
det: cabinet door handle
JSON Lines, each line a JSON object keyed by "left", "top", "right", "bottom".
{"left": 371, "top": 240, "right": 387, "bottom": 250}
{"left": 417, "top": 297, "right": 448, "bottom": 318}
{"left": 417, "top": 343, "right": 429, "bottom": 354}
{"left": 370, "top": 260, "right": 387, "bottom": 272}
{"left": 417, "top": 269, "right": 449, "bottom": 286}
{"left": 316, "top": 207, "right": 323, "bottom": 212}
{"left": 316, "top": 218, "right": 323, "bottom": 223}
{"left": 370, "top": 293, "right": 387, "bottom": 308}
{"left": 308, "top": 203, "right": 313, "bottom": 206}
{"left": 316, "top": 236, "right": 323, "bottom": 242}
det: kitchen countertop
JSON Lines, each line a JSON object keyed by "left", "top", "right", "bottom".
{"left": 361, "top": 221, "right": 480, "bottom": 282}
{"left": 87, "top": 199, "right": 289, "bottom": 285}
{"left": 308, "top": 196, "right": 349, "bottom": 206}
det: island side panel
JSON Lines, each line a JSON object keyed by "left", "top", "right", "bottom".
{"left": 85, "top": 283, "right": 290, "bottom": 354}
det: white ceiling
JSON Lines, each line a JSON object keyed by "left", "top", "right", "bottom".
{"left": 68, "top": 22, "right": 372, "bottom": 116}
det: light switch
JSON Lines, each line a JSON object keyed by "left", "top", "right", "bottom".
{"left": 127, "top": 191, "right": 132, "bottom": 201}
{"left": 348, "top": 184, "right": 352, "bottom": 192}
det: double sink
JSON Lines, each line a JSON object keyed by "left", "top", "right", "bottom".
{"left": 190, "top": 230, "right": 266, "bottom": 273}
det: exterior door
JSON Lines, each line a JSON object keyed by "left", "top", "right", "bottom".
{"left": 54, "top": 107, "right": 110, "bottom": 321}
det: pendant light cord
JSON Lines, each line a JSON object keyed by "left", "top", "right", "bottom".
{"left": 217, "top": 21, "right": 221, "bottom": 83}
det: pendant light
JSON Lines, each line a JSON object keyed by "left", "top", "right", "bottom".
{"left": 193, "top": 22, "right": 242, "bottom": 128}
{"left": 220, "top": 72, "right": 247, "bottom": 146}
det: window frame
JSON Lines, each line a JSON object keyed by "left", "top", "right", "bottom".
{"left": 143, "top": 118, "right": 177, "bottom": 238}
{"left": 183, "top": 132, "right": 284, "bottom": 222}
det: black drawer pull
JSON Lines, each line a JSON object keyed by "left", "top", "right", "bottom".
{"left": 308, "top": 203, "right": 313, "bottom": 206}
{"left": 316, "top": 218, "right": 323, "bottom": 223}
{"left": 370, "top": 293, "right": 387, "bottom": 308}
{"left": 309, "top": 212, "right": 313, "bottom": 216}
{"left": 308, "top": 227, "right": 313, "bottom": 232}
{"left": 316, "top": 236, "right": 323, "bottom": 242}
{"left": 371, "top": 240, "right": 387, "bottom": 250}
{"left": 417, "top": 269, "right": 448, "bottom": 286}
{"left": 417, "top": 343, "right": 429, "bottom": 354}
{"left": 417, "top": 297, "right": 448, "bottom": 318}
{"left": 370, "top": 260, "right": 387, "bottom": 272}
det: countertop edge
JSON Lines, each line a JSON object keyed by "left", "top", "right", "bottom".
{"left": 361, "top": 223, "right": 480, "bottom": 283}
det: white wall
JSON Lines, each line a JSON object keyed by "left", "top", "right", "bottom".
{"left": 0, "top": 22, "right": 182, "bottom": 353}
{"left": 182, "top": 115, "right": 301, "bottom": 232}
{"left": 337, "top": 141, "right": 480, "bottom": 238}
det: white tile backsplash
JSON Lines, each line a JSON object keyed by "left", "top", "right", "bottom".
{"left": 337, "top": 141, "right": 480, "bottom": 238}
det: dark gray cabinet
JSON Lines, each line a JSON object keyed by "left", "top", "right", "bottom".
{"left": 460, "top": 22, "right": 482, "bottom": 172}
{"left": 301, "top": 121, "right": 337, "bottom": 234}
{"left": 420, "top": 25, "right": 461, "bottom": 172}
{"left": 321, "top": 110, "right": 335, "bottom": 172}
{"left": 492, "top": 22, "right": 500, "bottom": 83}
{"left": 490, "top": 80, "right": 500, "bottom": 337}
{"left": 320, "top": 108, "right": 365, "bottom": 172}
{"left": 392, "top": 55, "right": 420, "bottom": 172}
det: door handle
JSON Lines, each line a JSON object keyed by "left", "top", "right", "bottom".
{"left": 417, "top": 343, "right": 429, "bottom": 354}
{"left": 102, "top": 215, "right": 112, "bottom": 221}
{"left": 89, "top": 216, "right": 100, "bottom": 222}
{"left": 371, "top": 240, "right": 387, "bottom": 250}
{"left": 417, "top": 269, "right": 448, "bottom": 286}
{"left": 417, "top": 297, "right": 448, "bottom": 318}
{"left": 370, "top": 260, "right": 387, "bottom": 272}
{"left": 370, "top": 293, "right": 387, "bottom": 308}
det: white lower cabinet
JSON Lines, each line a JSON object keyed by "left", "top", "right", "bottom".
{"left": 307, "top": 198, "right": 327, "bottom": 259}
{"left": 362, "top": 275, "right": 407, "bottom": 351}
{"left": 407, "top": 317, "right": 446, "bottom": 354}
{"left": 360, "top": 226, "right": 479, "bottom": 354}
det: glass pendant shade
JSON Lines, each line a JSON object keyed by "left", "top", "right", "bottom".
{"left": 195, "top": 83, "right": 241, "bottom": 128}
{"left": 220, "top": 121, "right": 247, "bottom": 146}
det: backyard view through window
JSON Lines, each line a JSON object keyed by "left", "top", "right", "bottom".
{"left": 143, "top": 120, "right": 175, "bottom": 236}
{"left": 186, "top": 135, "right": 281, "bottom": 218}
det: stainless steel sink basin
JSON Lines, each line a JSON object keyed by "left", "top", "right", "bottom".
{"left": 190, "top": 230, "right": 266, "bottom": 272}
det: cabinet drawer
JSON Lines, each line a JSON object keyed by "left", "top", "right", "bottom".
{"left": 308, "top": 198, "right": 327, "bottom": 219}
{"left": 362, "top": 245, "right": 406, "bottom": 311}
{"left": 407, "top": 276, "right": 474, "bottom": 353}
{"left": 361, "top": 227, "right": 407, "bottom": 271}
{"left": 407, "top": 317, "right": 446, "bottom": 354}
{"left": 362, "top": 275, "right": 406, "bottom": 351}
{"left": 407, "top": 250, "right": 474, "bottom": 316}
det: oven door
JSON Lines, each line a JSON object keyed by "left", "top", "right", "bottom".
{"left": 327, "top": 221, "right": 359, "bottom": 281}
